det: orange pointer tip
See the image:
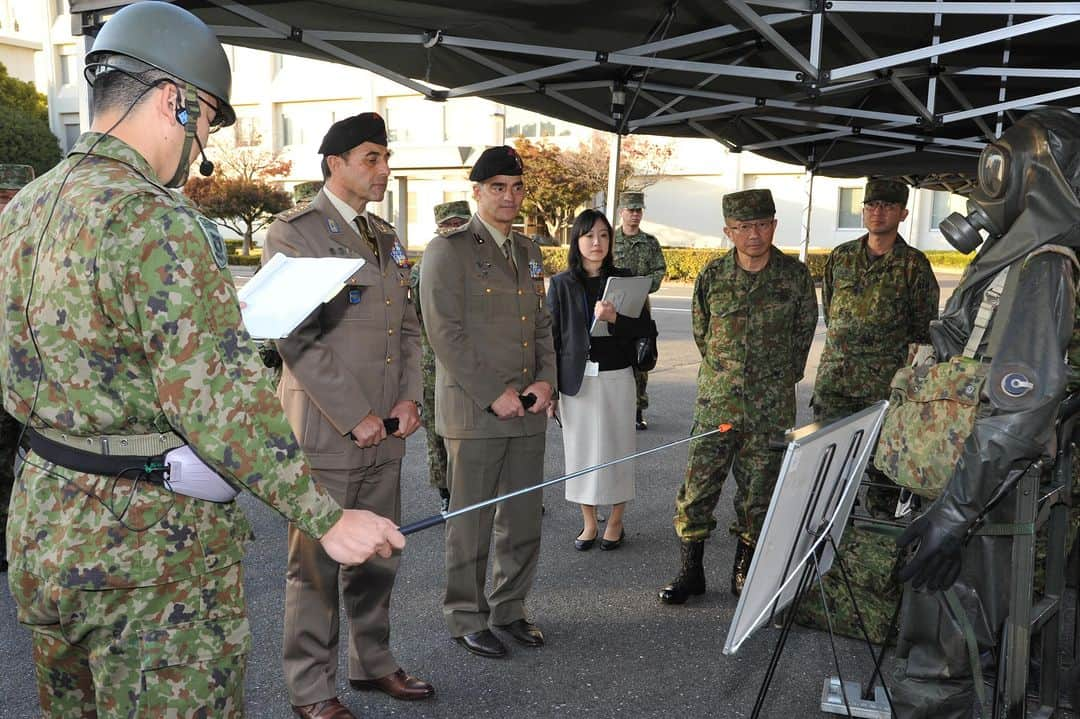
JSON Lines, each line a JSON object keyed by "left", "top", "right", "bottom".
{"left": 717, "top": 423, "right": 733, "bottom": 432}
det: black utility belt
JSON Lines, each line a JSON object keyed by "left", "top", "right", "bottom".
{"left": 25, "top": 428, "right": 168, "bottom": 482}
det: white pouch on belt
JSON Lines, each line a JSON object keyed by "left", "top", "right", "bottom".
{"left": 164, "top": 445, "right": 240, "bottom": 503}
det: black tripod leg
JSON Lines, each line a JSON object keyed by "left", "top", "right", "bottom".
{"left": 751, "top": 564, "right": 817, "bottom": 719}
{"left": 811, "top": 545, "right": 856, "bottom": 719}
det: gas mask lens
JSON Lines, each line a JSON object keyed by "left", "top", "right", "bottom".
{"left": 979, "top": 144, "right": 1009, "bottom": 198}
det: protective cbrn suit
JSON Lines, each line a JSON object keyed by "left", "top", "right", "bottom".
{"left": 890, "top": 108, "right": 1080, "bottom": 717}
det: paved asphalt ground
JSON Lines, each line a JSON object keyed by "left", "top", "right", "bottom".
{"left": 1, "top": 271, "right": 1076, "bottom": 718}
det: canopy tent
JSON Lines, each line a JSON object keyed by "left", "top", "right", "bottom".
{"left": 69, "top": 1, "right": 1080, "bottom": 194}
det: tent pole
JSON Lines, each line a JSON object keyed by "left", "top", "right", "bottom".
{"left": 801, "top": 169, "right": 816, "bottom": 262}
{"left": 605, "top": 131, "right": 622, "bottom": 220}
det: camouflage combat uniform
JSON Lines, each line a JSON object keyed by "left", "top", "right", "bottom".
{"left": 0, "top": 164, "right": 34, "bottom": 574}
{"left": 674, "top": 246, "right": 817, "bottom": 544}
{"left": 410, "top": 257, "right": 447, "bottom": 492}
{"left": 0, "top": 134, "right": 342, "bottom": 717}
{"left": 613, "top": 226, "right": 666, "bottom": 410}
{"left": 796, "top": 235, "right": 939, "bottom": 644}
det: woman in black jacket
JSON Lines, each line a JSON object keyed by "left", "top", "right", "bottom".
{"left": 546, "top": 209, "right": 657, "bottom": 551}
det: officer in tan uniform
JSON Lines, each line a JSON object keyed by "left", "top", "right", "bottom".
{"left": 264, "top": 113, "right": 431, "bottom": 719}
{"left": 420, "top": 146, "right": 556, "bottom": 659}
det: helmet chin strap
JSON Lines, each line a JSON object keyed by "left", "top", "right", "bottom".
{"left": 165, "top": 82, "right": 201, "bottom": 188}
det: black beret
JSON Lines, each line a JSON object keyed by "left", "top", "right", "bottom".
{"left": 318, "top": 112, "right": 387, "bottom": 155}
{"left": 469, "top": 145, "right": 525, "bottom": 182}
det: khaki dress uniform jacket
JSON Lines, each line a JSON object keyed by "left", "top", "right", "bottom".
{"left": 419, "top": 215, "right": 556, "bottom": 636}
{"left": 264, "top": 189, "right": 421, "bottom": 704}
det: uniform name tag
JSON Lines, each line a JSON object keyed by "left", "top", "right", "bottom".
{"left": 584, "top": 361, "right": 600, "bottom": 377}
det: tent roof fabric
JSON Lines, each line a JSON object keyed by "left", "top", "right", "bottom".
{"left": 70, "top": 1, "right": 1080, "bottom": 191}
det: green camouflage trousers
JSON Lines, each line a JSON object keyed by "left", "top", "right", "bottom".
{"left": 422, "top": 341, "right": 447, "bottom": 491}
{"left": 674, "top": 425, "right": 782, "bottom": 544}
{"left": 0, "top": 408, "right": 19, "bottom": 563}
{"left": 8, "top": 561, "right": 250, "bottom": 718}
{"left": 795, "top": 392, "right": 904, "bottom": 644}
{"left": 633, "top": 367, "right": 648, "bottom": 411}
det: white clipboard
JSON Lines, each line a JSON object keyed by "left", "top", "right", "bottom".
{"left": 238, "top": 253, "right": 365, "bottom": 339}
{"left": 589, "top": 275, "right": 652, "bottom": 336}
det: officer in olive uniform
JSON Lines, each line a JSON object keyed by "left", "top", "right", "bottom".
{"left": 659, "top": 189, "right": 817, "bottom": 604}
{"left": 0, "top": 6, "right": 402, "bottom": 718}
{"left": 795, "top": 179, "right": 939, "bottom": 643}
{"left": 613, "top": 191, "right": 666, "bottom": 429}
{"left": 410, "top": 200, "right": 472, "bottom": 512}
{"left": 0, "top": 163, "right": 33, "bottom": 574}
{"left": 420, "top": 146, "right": 556, "bottom": 659}
{"left": 265, "top": 113, "right": 432, "bottom": 717}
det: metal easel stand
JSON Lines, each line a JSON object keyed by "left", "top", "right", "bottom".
{"left": 993, "top": 395, "right": 1079, "bottom": 718}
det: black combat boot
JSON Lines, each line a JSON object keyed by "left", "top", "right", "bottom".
{"left": 635, "top": 409, "right": 648, "bottom": 430}
{"left": 730, "top": 540, "right": 754, "bottom": 597}
{"left": 438, "top": 487, "right": 451, "bottom": 513}
{"left": 658, "top": 541, "right": 705, "bottom": 604}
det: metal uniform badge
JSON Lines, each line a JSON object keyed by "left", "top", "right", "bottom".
{"left": 390, "top": 239, "right": 409, "bottom": 268}
{"left": 528, "top": 259, "right": 543, "bottom": 280}
{"left": 327, "top": 218, "right": 340, "bottom": 233}
{"left": 348, "top": 286, "right": 363, "bottom": 304}
{"left": 195, "top": 214, "right": 228, "bottom": 269}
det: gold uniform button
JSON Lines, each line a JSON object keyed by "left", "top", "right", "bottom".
{"left": 517, "top": 289, "right": 523, "bottom": 295}
{"left": 522, "top": 368, "right": 528, "bottom": 374}
{"left": 522, "top": 341, "right": 528, "bottom": 347}
{"left": 388, "top": 329, "right": 394, "bottom": 335}
{"left": 520, "top": 315, "right": 527, "bottom": 321}
{"left": 385, "top": 299, "right": 392, "bottom": 305}
{"left": 386, "top": 356, "right": 392, "bottom": 364}
{"left": 485, "top": 288, "right": 492, "bottom": 294}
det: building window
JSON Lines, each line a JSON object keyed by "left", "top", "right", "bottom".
{"left": 930, "top": 191, "right": 967, "bottom": 231}
{"left": 59, "top": 53, "right": 76, "bottom": 86}
{"left": 276, "top": 102, "right": 339, "bottom": 148}
{"left": 61, "top": 112, "right": 80, "bottom": 151}
{"left": 504, "top": 107, "right": 572, "bottom": 140}
{"left": 837, "top": 187, "right": 864, "bottom": 229}
{"left": 385, "top": 96, "right": 444, "bottom": 144}
{"left": 407, "top": 191, "right": 419, "bottom": 225}
{"left": 234, "top": 116, "right": 261, "bottom": 147}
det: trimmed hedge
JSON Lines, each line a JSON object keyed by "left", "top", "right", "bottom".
{"left": 234, "top": 245, "right": 971, "bottom": 280}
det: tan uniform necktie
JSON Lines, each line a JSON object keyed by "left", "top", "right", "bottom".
{"left": 500, "top": 239, "right": 515, "bottom": 272}
{"left": 354, "top": 216, "right": 380, "bottom": 262}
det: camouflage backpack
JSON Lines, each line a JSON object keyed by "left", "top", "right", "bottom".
{"left": 873, "top": 265, "right": 1010, "bottom": 499}
{"left": 875, "top": 245, "right": 1079, "bottom": 499}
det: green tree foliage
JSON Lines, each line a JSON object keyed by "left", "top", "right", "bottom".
{"left": 0, "top": 63, "right": 62, "bottom": 176}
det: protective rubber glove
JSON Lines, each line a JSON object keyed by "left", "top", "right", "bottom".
{"left": 896, "top": 511, "right": 966, "bottom": 591}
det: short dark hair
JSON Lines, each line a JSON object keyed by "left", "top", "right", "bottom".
{"left": 566, "top": 208, "right": 615, "bottom": 282}
{"left": 90, "top": 64, "right": 175, "bottom": 119}
{"left": 321, "top": 149, "right": 352, "bottom": 180}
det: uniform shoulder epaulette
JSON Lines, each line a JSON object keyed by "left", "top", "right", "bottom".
{"left": 443, "top": 224, "right": 472, "bottom": 240}
{"left": 277, "top": 203, "right": 318, "bottom": 223}
{"left": 368, "top": 213, "right": 395, "bottom": 234}
{"left": 435, "top": 225, "right": 459, "bottom": 236}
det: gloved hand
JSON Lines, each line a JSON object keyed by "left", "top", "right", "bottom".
{"left": 896, "top": 512, "right": 966, "bottom": 591}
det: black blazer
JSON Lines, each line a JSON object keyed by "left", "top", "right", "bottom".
{"left": 546, "top": 267, "right": 658, "bottom": 397}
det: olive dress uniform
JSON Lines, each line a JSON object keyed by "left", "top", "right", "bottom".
{"left": 264, "top": 189, "right": 421, "bottom": 706}
{"left": 419, "top": 214, "right": 556, "bottom": 638}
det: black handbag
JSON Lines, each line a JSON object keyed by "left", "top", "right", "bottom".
{"left": 634, "top": 333, "right": 658, "bottom": 372}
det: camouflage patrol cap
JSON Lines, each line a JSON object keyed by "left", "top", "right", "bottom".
{"left": 434, "top": 200, "right": 471, "bottom": 224}
{"left": 722, "top": 189, "right": 775, "bottom": 220}
{"left": 0, "top": 164, "right": 34, "bottom": 190}
{"left": 293, "top": 180, "right": 323, "bottom": 203}
{"left": 864, "top": 179, "right": 909, "bottom": 205}
{"left": 619, "top": 191, "right": 645, "bottom": 210}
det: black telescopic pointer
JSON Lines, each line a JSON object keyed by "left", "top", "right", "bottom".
{"left": 398, "top": 423, "right": 734, "bottom": 535}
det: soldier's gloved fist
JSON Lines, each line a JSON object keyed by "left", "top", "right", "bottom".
{"left": 896, "top": 513, "right": 965, "bottom": 591}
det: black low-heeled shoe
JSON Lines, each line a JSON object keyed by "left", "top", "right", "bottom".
{"left": 574, "top": 530, "right": 597, "bottom": 551}
{"left": 600, "top": 528, "right": 625, "bottom": 551}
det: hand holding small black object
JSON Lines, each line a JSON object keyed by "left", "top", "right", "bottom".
{"left": 487, "top": 393, "right": 536, "bottom": 414}
{"left": 896, "top": 513, "right": 965, "bottom": 591}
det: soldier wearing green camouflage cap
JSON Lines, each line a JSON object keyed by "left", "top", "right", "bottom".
{"left": 0, "top": 5, "right": 403, "bottom": 717}
{"left": 292, "top": 180, "right": 324, "bottom": 206}
{"left": 794, "top": 178, "right": 938, "bottom": 643}
{"left": 659, "top": 188, "right": 817, "bottom": 605}
{"left": 0, "top": 164, "right": 33, "bottom": 575}
{"left": 413, "top": 201, "right": 472, "bottom": 512}
{"left": 614, "top": 191, "right": 666, "bottom": 429}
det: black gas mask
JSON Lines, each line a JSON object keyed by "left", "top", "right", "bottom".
{"left": 939, "top": 108, "right": 1080, "bottom": 254}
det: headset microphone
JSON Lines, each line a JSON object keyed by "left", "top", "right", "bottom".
{"left": 193, "top": 133, "right": 214, "bottom": 177}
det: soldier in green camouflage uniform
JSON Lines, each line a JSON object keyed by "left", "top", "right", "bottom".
{"left": 0, "top": 6, "right": 402, "bottom": 718}
{"left": 796, "top": 179, "right": 939, "bottom": 644}
{"left": 0, "top": 163, "right": 33, "bottom": 574}
{"left": 412, "top": 200, "right": 471, "bottom": 512}
{"left": 613, "top": 191, "right": 666, "bottom": 429}
{"left": 659, "top": 189, "right": 817, "bottom": 604}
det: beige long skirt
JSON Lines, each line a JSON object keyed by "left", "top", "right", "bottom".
{"left": 561, "top": 366, "right": 636, "bottom": 505}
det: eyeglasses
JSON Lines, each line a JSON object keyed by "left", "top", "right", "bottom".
{"left": 198, "top": 94, "right": 225, "bottom": 134}
{"left": 863, "top": 200, "right": 902, "bottom": 211}
{"left": 726, "top": 220, "right": 774, "bottom": 234}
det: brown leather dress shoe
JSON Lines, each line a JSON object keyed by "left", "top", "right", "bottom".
{"left": 291, "top": 697, "right": 357, "bottom": 719}
{"left": 350, "top": 668, "right": 435, "bottom": 700}
{"left": 495, "top": 619, "right": 545, "bottom": 647}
